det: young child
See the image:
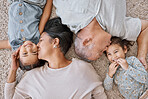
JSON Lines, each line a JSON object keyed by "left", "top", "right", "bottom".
{"left": 104, "top": 36, "right": 148, "bottom": 99}
{"left": 0, "top": 0, "right": 52, "bottom": 70}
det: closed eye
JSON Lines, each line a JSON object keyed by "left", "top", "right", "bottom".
{"left": 114, "top": 50, "right": 118, "bottom": 53}
{"left": 107, "top": 53, "right": 111, "bottom": 56}
{"left": 39, "top": 39, "right": 43, "bottom": 42}
{"left": 32, "top": 51, "right": 37, "bottom": 55}
{"left": 23, "top": 52, "right": 27, "bottom": 55}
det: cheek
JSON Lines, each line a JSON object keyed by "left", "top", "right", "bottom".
{"left": 107, "top": 56, "right": 112, "bottom": 62}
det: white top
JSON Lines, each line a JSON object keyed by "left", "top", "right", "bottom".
{"left": 5, "top": 58, "right": 107, "bottom": 99}
{"left": 53, "top": 0, "right": 141, "bottom": 41}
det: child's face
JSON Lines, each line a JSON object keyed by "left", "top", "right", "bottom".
{"left": 19, "top": 41, "right": 38, "bottom": 66}
{"left": 106, "top": 44, "right": 127, "bottom": 63}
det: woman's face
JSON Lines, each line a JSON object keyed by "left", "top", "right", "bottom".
{"left": 37, "top": 32, "right": 54, "bottom": 60}
{"left": 19, "top": 41, "right": 38, "bottom": 65}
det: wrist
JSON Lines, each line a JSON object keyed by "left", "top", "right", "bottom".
{"left": 108, "top": 72, "right": 113, "bottom": 78}
{"left": 10, "top": 68, "right": 17, "bottom": 72}
{"left": 7, "top": 69, "right": 17, "bottom": 83}
{"left": 124, "top": 64, "right": 129, "bottom": 70}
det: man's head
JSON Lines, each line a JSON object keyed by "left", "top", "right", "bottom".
{"left": 74, "top": 28, "right": 111, "bottom": 61}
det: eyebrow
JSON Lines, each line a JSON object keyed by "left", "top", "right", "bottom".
{"left": 114, "top": 49, "right": 118, "bottom": 51}
{"left": 107, "top": 49, "right": 118, "bottom": 53}
{"left": 32, "top": 53, "right": 38, "bottom": 55}
{"left": 22, "top": 53, "right": 37, "bottom": 57}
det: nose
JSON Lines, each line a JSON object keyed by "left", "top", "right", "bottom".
{"left": 26, "top": 46, "right": 32, "bottom": 52}
{"left": 103, "top": 47, "right": 108, "bottom": 52}
{"left": 37, "top": 42, "right": 40, "bottom": 47}
{"left": 112, "top": 54, "right": 118, "bottom": 62}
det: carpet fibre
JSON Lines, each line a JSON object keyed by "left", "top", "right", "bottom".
{"left": 0, "top": 0, "right": 147, "bottom": 99}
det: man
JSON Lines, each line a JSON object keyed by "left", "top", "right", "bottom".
{"left": 44, "top": 0, "right": 148, "bottom": 69}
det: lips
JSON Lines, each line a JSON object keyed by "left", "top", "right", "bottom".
{"left": 112, "top": 58, "right": 119, "bottom": 62}
{"left": 37, "top": 47, "right": 41, "bottom": 52}
{"left": 24, "top": 43, "right": 32, "bottom": 47}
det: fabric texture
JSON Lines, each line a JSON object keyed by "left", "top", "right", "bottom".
{"left": 7, "top": 0, "right": 46, "bottom": 8}
{"left": 53, "top": 0, "right": 141, "bottom": 41}
{"left": 104, "top": 56, "right": 148, "bottom": 99}
{"left": 5, "top": 58, "right": 107, "bottom": 99}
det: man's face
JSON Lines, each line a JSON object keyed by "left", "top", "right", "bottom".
{"left": 86, "top": 32, "right": 111, "bottom": 60}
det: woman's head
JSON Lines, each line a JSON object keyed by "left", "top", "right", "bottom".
{"left": 105, "top": 36, "right": 133, "bottom": 63}
{"left": 37, "top": 17, "right": 73, "bottom": 60}
{"left": 19, "top": 41, "right": 44, "bottom": 70}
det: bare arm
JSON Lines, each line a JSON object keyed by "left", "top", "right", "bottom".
{"left": 5, "top": 48, "right": 20, "bottom": 99}
{"left": 137, "top": 20, "right": 148, "bottom": 70}
{"left": 7, "top": 47, "right": 20, "bottom": 83}
{"left": 0, "top": 40, "right": 11, "bottom": 49}
{"left": 39, "top": 0, "right": 53, "bottom": 34}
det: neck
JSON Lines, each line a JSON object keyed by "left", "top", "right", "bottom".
{"left": 46, "top": 51, "right": 71, "bottom": 69}
{"left": 79, "top": 18, "right": 103, "bottom": 37}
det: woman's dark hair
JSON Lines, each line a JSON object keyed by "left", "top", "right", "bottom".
{"left": 19, "top": 59, "right": 46, "bottom": 71}
{"left": 44, "top": 17, "right": 73, "bottom": 55}
{"left": 104, "top": 36, "right": 133, "bottom": 55}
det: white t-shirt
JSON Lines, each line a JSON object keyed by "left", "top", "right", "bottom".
{"left": 5, "top": 58, "right": 107, "bottom": 99}
{"left": 53, "top": 0, "right": 141, "bottom": 41}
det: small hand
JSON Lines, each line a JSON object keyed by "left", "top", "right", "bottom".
{"left": 108, "top": 62, "right": 119, "bottom": 78}
{"left": 116, "top": 58, "right": 128, "bottom": 70}
{"left": 11, "top": 47, "right": 21, "bottom": 70}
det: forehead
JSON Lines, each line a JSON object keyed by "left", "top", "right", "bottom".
{"left": 20, "top": 55, "right": 38, "bottom": 65}
{"left": 107, "top": 44, "right": 121, "bottom": 51}
{"left": 41, "top": 32, "right": 49, "bottom": 38}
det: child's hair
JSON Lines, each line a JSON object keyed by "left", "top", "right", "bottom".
{"left": 104, "top": 36, "right": 133, "bottom": 55}
{"left": 19, "top": 59, "right": 46, "bottom": 71}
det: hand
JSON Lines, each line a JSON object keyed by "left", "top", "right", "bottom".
{"left": 10, "top": 47, "right": 21, "bottom": 70}
{"left": 116, "top": 58, "right": 128, "bottom": 70}
{"left": 137, "top": 57, "right": 148, "bottom": 70}
{"left": 108, "top": 62, "right": 119, "bottom": 78}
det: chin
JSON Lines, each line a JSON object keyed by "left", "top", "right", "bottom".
{"left": 38, "top": 55, "right": 41, "bottom": 59}
{"left": 88, "top": 55, "right": 101, "bottom": 61}
{"left": 88, "top": 57, "right": 98, "bottom": 61}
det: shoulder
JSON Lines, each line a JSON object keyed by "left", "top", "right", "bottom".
{"left": 126, "top": 56, "right": 143, "bottom": 66}
{"left": 71, "top": 58, "right": 100, "bottom": 79}
{"left": 24, "top": 66, "right": 44, "bottom": 77}
{"left": 72, "top": 58, "right": 94, "bottom": 70}
{"left": 126, "top": 56, "right": 138, "bottom": 63}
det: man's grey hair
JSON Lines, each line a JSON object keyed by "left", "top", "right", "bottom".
{"left": 74, "top": 36, "right": 93, "bottom": 62}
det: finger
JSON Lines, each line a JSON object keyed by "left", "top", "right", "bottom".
{"left": 145, "top": 65, "right": 148, "bottom": 70}
{"left": 117, "top": 59, "right": 122, "bottom": 64}
{"left": 13, "top": 47, "right": 21, "bottom": 58}
{"left": 16, "top": 47, "right": 21, "bottom": 54}
{"left": 11, "top": 52, "right": 17, "bottom": 59}
{"left": 115, "top": 64, "right": 119, "bottom": 67}
{"left": 115, "top": 65, "right": 119, "bottom": 70}
{"left": 111, "top": 62, "right": 118, "bottom": 68}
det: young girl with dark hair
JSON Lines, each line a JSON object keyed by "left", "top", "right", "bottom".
{"left": 104, "top": 36, "right": 148, "bottom": 99}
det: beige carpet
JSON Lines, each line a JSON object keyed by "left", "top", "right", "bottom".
{"left": 0, "top": 0, "right": 147, "bottom": 99}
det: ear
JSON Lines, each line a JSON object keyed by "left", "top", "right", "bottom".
{"left": 124, "top": 45, "right": 127, "bottom": 54}
{"left": 83, "top": 38, "right": 92, "bottom": 46}
{"left": 53, "top": 38, "right": 60, "bottom": 46}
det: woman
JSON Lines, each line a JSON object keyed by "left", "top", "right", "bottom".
{"left": 5, "top": 18, "right": 107, "bottom": 99}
